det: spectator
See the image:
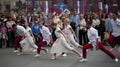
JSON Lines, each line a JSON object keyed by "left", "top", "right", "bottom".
{"left": 6, "top": 17, "right": 16, "bottom": 47}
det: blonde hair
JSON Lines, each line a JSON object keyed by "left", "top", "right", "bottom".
{"left": 53, "top": 18, "right": 61, "bottom": 24}
{"left": 51, "top": 18, "right": 61, "bottom": 26}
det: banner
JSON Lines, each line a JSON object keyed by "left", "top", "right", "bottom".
{"left": 105, "top": 4, "right": 109, "bottom": 14}
{"left": 45, "top": 0, "right": 49, "bottom": 15}
{"left": 76, "top": 0, "right": 84, "bottom": 14}
{"left": 98, "top": 2, "right": 103, "bottom": 10}
{"left": 32, "top": 0, "right": 35, "bottom": 8}
{"left": 59, "top": 9, "right": 70, "bottom": 17}
{"left": 76, "top": 0, "right": 80, "bottom": 14}
{"left": 82, "top": 1, "right": 84, "bottom": 14}
{"left": 54, "top": 1, "right": 66, "bottom": 14}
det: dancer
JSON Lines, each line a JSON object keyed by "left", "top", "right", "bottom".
{"left": 19, "top": 22, "right": 38, "bottom": 54}
{"left": 12, "top": 23, "right": 26, "bottom": 54}
{"left": 106, "top": 13, "right": 120, "bottom": 51}
{"left": 80, "top": 21, "right": 119, "bottom": 62}
{"left": 62, "top": 18, "right": 83, "bottom": 48}
{"left": 50, "top": 19, "right": 82, "bottom": 60}
{"left": 35, "top": 21, "right": 51, "bottom": 57}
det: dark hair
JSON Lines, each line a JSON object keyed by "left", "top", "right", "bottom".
{"left": 86, "top": 21, "right": 93, "bottom": 26}
{"left": 12, "top": 24, "right": 17, "bottom": 28}
{"left": 113, "top": 12, "right": 118, "bottom": 16}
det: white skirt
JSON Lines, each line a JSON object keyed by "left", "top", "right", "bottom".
{"left": 50, "top": 37, "right": 74, "bottom": 57}
{"left": 20, "top": 36, "right": 37, "bottom": 52}
{"left": 67, "top": 34, "right": 79, "bottom": 48}
{"left": 20, "top": 38, "right": 30, "bottom": 52}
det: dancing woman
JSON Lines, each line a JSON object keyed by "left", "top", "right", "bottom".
{"left": 19, "top": 22, "right": 38, "bottom": 54}
{"left": 50, "top": 18, "right": 82, "bottom": 60}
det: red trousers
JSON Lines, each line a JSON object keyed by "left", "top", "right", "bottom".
{"left": 14, "top": 36, "right": 22, "bottom": 50}
{"left": 37, "top": 41, "right": 47, "bottom": 54}
{"left": 82, "top": 42, "right": 116, "bottom": 59}
{"left": 107, "top": 35, "right": 120, "bottom": 48}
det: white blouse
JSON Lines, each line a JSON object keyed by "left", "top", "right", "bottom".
{"left": 87, "top": 27, "right": 99, "bottom": 48}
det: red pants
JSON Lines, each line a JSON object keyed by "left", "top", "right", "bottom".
{"left": 14, "top": 36, "right": 22, "bottom": 50}
{"left": 107, "top": 35, "right": 120, "bottom": 48}
{"left": 37, "top": 41, "right": 47, "bottom": 54}
{"left": 82, "top": 42, "right": 115, "bottom": 59}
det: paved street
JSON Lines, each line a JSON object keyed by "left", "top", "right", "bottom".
{"left": 0, "top": 46, "right": 120, "bottom": 67}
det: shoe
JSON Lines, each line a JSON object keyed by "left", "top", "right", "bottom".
{"left": 17, "top": 52, "right": 23, "bottom": 56}
{"left": 114, "top": 58, "right": 119, "bottom": 62}
{"left": 35, "top": 54, "right": 40, "bottom": 57}
{"left": 44, "top": 49, "right": 48, "bottom": 55}
{"left": 32, "top": 49, "right": 37, "bottom": 52}
{"left": 62, "top": 53, "right": 67, "bottom": 57}
{"left": 110, "top": 48, "right": 113, "bottom": 51}
{"left": 13, "top": 50, "right": 19, "bottom": 53}
{"left": 79, "top": 58, "right": 87, "bottom": 62}
{"left": 110, "top": 47, "right": 116, "bottom": 51}
{"left": 17, "top": 53, "right": 20, "bottom": 56}
{"left": 51, "top": 56, "right": 56, "bottom": 60}
{"left": 79, "top": 57, "right": 82, "bottom": 60}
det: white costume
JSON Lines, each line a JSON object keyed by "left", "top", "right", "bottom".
{"left": 62, "top": 24, "right": 79, "bottom": 48}
{"left": 51, "top": 27, "right": 74, "bottom": 56}
{"left": 87, "top": 27, "right": 99, "bottom": 48}
{"left": 40, "top": 26, "right": 51, "bottom": 45}
{"left": 20, "top": 27, "right": 38, "bottom": 52}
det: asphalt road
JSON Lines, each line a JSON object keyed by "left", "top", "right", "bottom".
{"left": 0, "top": 46, "right": 120, "bottom": 67}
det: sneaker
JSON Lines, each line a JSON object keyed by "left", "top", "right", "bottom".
{"left": 62, "top": 53, "right": 67, "bottom": 57}
{"left": 51, "top": 56, "right": 56, "bottom": 60}
{"left": 79, "top": 58, "right": 87, "bottom": 62}
{"left": 35, "top": 54, "right": 40, "bottom": 57}
{"left": 114, "top": 58, "right": 119, "bottom": 62}
{"left": 17, "top": 52, "right": 23, "bottom": 56}
{"left": 13, "top": 50, "right": 19, "bottom": 53}
{"left": 110, "top": 48, "right": 113, "bottom": 51}
{"left": 110, "top": 47, "right": 117, "bottom": 51}
{"left": 32, "top": 49, "right": 37, "bottom": 52}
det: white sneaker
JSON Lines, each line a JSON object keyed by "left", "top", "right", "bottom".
{"left": 13, "top": 50, "right": 19, "bottom": 53}
{"left": 110, "top": 47, "right": 116, "bottom": 51}
{"left": 32, "top": 49, "right": 37, "bottom": 52}
{"left": 35, "top": 54, "right": 40, "bottom": 57}
{"left": 110, "top": 48, "right": 113, "bottom": 51}
{"left": 51, "top": 56, "right": 56, "bottom": 60}
{"left": 62, "top": 53, "right": 67, "bottom": 57}
{"left": 114, "top": 58, "right": 119, "bottom": 62}
{"left": 17, "top": 52, "right": 23, "bottom": 56}
{"left": 79, "top": 58, "right": 87, "bottom": 62}
{"left": 17, "top": 53, "right": 20, "bottom": 56}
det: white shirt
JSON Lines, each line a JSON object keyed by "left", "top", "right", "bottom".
{"left": 111, "top": 19, "right": 120, "bottom": 37}
{"left": 79, "top": 19, "right": 86, "bottom": 30}
{"left": 40, "top": 26, "right": 51, "bottom": 44}
{"left": 16, "top": 25, "right": 26, "bottom": 36}
{"left": 87, "top": 27, "right": 99, "bottom": 48}
{"left": 6, "top": 21, "right": 15, "bottom": 28}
